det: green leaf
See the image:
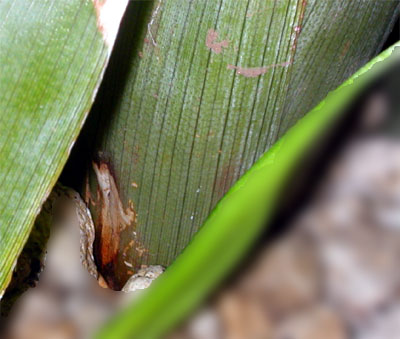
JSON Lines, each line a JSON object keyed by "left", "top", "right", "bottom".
{"left": 0, "top": 0, "right": 128, "bottom": 295}
{"left": 97, "top": 42, "right": 400, "bottom": 339}
{"left": 81, "top": 0, "right": 399, "bottom": 289}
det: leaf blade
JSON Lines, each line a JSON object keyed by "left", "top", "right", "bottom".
{"left": 0, "top": 0, "right": 128, "bottom": 295}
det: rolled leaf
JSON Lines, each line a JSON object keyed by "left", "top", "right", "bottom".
{"left": 81, "top": 0, "right": 400, "bottom": 290}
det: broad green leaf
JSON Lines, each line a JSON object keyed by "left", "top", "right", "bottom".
{"left": 79, "top": 0, "right": 399, "bottom": 289}
{"left": 0, "top": 0, "right": 128, "bottom": 295}
{"left": 98, "top": 42, "right": 400, "bottom": 339}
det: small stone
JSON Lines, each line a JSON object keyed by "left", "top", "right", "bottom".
{"left": 122, "top": 265, "right": 164, "bottom": 292}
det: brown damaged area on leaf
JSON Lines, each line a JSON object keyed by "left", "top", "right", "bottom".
{"left": 340, "top": 41, "right": 351, "bottom": 60}
{"left": 214, "top": 162, "right": 237, "bottom": 199}
{"left": 92, "top": 161, "right": 138, "bottom": 290}
{"left": 206, "top": 29, "right": 229, "bottom": 54}
{"left": 227, "top": 61, "right": 291, "bottom": 78}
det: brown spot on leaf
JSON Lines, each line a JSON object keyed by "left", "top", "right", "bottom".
{"left": 340, "top": 41, "right": 351, "bottom": 60}
{"left": 206, "top": 29, "right": 229, "bottom": 54}
{"left": 227, "top": 61, "right": 291, "bottom": 78}
{"left": 215, "top": 162, "right": 236, "bottom": 198}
